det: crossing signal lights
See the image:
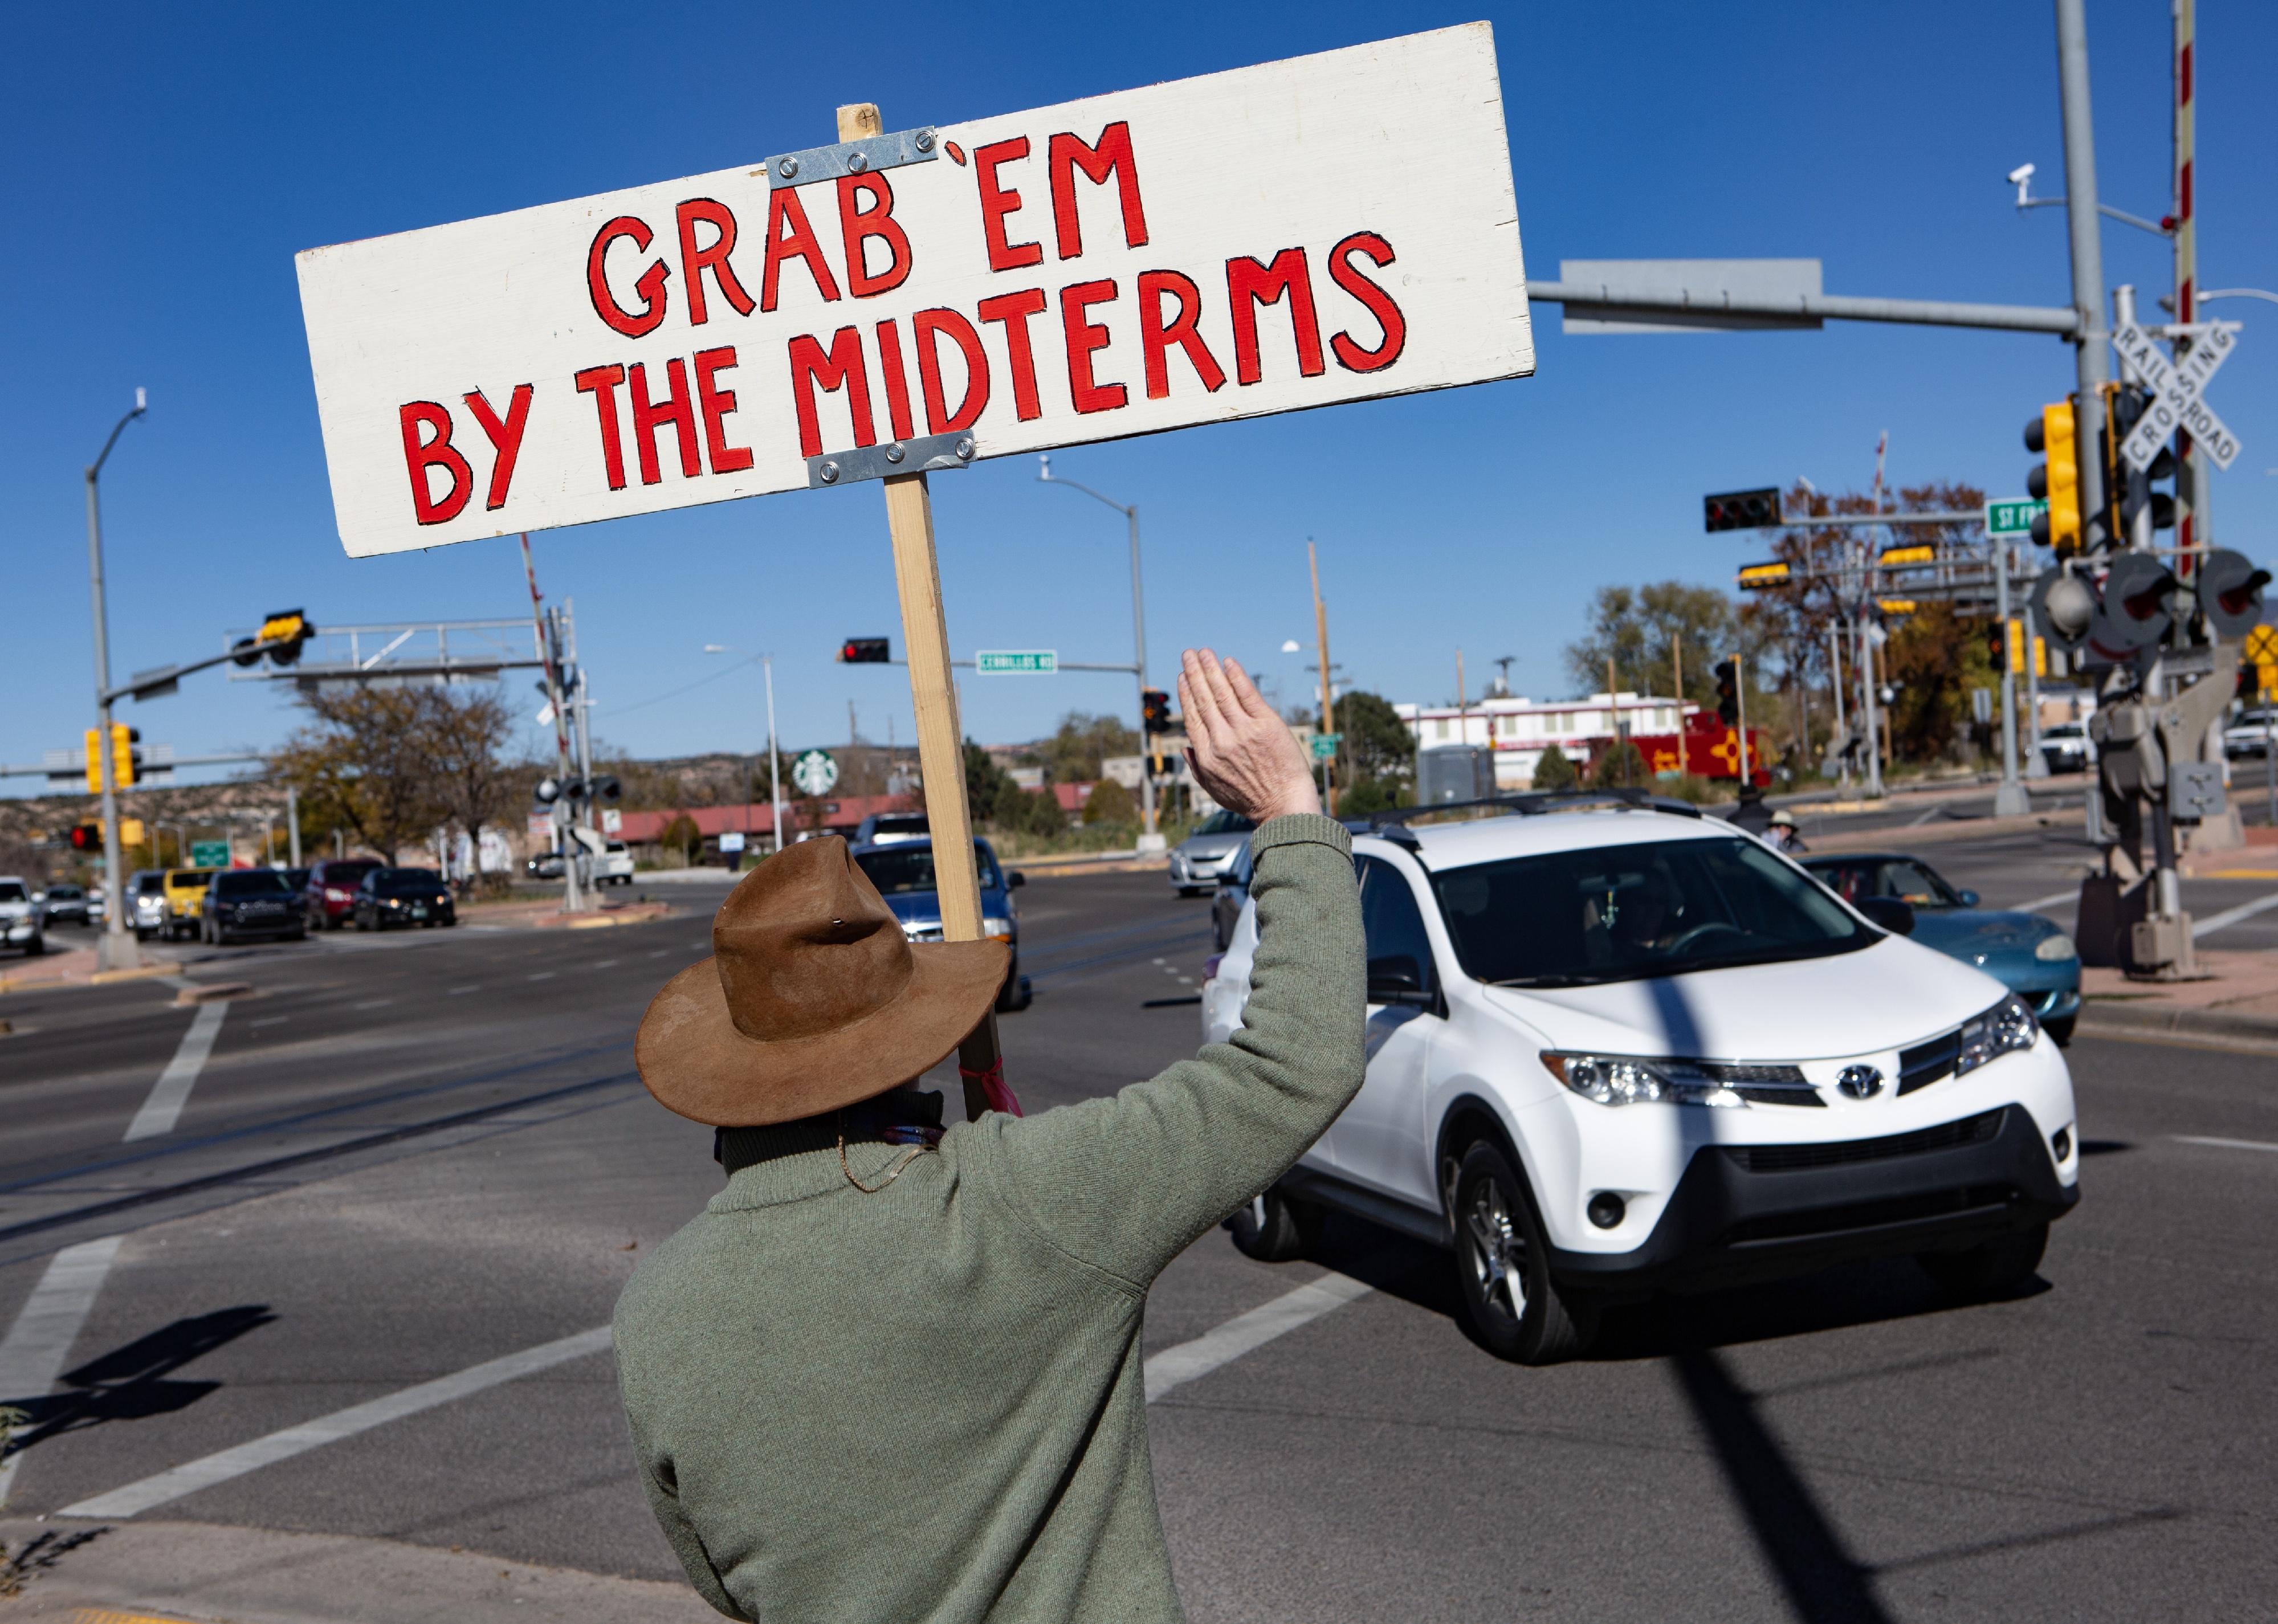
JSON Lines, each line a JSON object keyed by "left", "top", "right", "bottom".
{"left": 1140, "top": 689, "right": 1171, "bottom": 733}
{"left": 1704, "top": 488, "right": 1783, "bottom": 532}
{"left": 838, "top": 637, "right": 891, "bottom": 664}
{"left": 234, "top": 607, "right": 314, "bottom": 667}
{"left": 1735, "top": 561, "right": 1791, "bottom": 591}
{"left": 1877, "top": 599, "right": 1918, "bottom": 617}
{"left": 2025, "top": 402, "right": 2082, "bottom": 554}
{"left": 68, "top": 822, "right": 101, "bottom": 851}
{"left": 1879, "top": 544, "right": 1936, "bottom": 568}
{"left": 1713, "top": 659, "right": 1739, "bottom": 726}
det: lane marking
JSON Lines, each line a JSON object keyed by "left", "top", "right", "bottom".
{"left": 0, "top": 1236, "right": 124, "bottom": 1502}
{"left": 449, "top": 984, "right": 482, "bottom": 995}
{"left": 248, "top": 1015, "right": 290, "bottom": 1029}
{"left": 2173, "top": 1135, "right": 2278, "bottom": 1154}
{"left": 590, "top": 958, "right": 618, "bottom": 970}
{"left": 2193, "top": 890, "right": 2278, "bottom": 940}
{"left": 124, "top": 1003, "right": 228, "bottom": 1142}
{"left": 352, "top": 998, "right": 394, "bottom": 1010}
{"left": 2019, "top": 888, "right": 2079, "bottom": 912}
{"left": 57, "top": 1325, "right": 614, "bottom": 1520}
{"left": 526, "top": 972, "right": 556, "bottom": 982}
{"left": 1144, "top": 1273, "right": 1372, "bottom": 1403}
{"left": 646, "top": 949, "right": 671, "bottom": 957}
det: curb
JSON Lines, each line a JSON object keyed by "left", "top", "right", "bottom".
{"left": 174, "top": 981, "right": 256, "bottom": 1006}
{"left": 2076, "top": 998, "right": 2278, "bottom": 1052}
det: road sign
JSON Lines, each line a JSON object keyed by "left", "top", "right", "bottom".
{"left": 1984, "top": 497, "right": 2047, "bottom": 537}
{"left": 296, "top": 26, "right": 1533, "bottom": 558}
{"left": 2112, "top": 321, "right": 2241, "bottom": 472}
{"left": 600, "top": 808, "right": 622, "bottom": 834}
{"left": 790, "top": 749, "right": 839, "bottom": 797}
{"left": 190, "top": 840, "right": 229, "bottom": 868}
{"left": 1310, "top": 732, "right": 1342, "bottom": 760}
{"left": 976, "top": 650, "right": 1058, "bottom": 675}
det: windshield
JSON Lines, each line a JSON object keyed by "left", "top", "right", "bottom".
{"left": 135, "top": 874, "right": 165, "bottom": 894}
{"left": 376, "top": 868, "right": 445, "bottom": 893}
{"left": 166, "top": 871, "right": 217, "bottom": 890}
{"left": 1193, "top": 810, "right": 1256, "bottom": 838}
{"left": 1433, "top": 835, "right": 1872, "bottom": 988}
{"left": 214, "top": 871, "right": 294, "bottom": 897}
{"left": 0, "top": 882, "right": 26, "bottom": 903}
{"left": 1805, "top": 858, "right": 1962, "bottom": 911}
{"left": 855, "top": 843, "right": 1003, "bottom": 896}
{"left": 323, "top": 862, "right": 380, "bottom": 884}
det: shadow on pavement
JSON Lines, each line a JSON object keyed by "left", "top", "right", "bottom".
{"left": 4, "top": 1304, "right": 276, "bottom": 1460}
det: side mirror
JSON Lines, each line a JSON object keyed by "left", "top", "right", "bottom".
{"left": 1367, "top": 953, "right": 1432, "bottom": 1003}
{"left": 1855, "top": 896, "right": 1917, "bottom": 936}
{"left": 1956, "top": 889, "right": 1980, "bottom": 907}
{"left": 1008, "top": 871, "right": 1026, "bottom": 889}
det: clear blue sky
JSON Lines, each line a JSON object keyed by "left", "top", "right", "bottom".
{"left": 7, "top": 1, "right": 2273, "bottom": 795}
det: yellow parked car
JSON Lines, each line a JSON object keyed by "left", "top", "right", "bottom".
{"left": 161, "top": 868, "right": 218, "bottom": 940}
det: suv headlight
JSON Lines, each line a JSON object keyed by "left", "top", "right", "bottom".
{"left": 982, "top": 915, "right": 1012, "bottom": 939}
{"left": 1955, "top": 994, "right": 2037, "bottom": 1076}
{"left": 1541, "top": 1051, "right": 1747, "bottom": 1109}
{"left": 2034, "top": 934, "right": 2077, "bottom": 961}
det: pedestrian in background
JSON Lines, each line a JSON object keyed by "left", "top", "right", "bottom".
{"left": 612, "top": 647, "right": 1364, "bottom": 1624}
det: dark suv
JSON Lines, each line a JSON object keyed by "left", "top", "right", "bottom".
{"left": 304, "top": 858, "right": 384, "bottom": 930}
{"left": 202, "top": 869, "right": 309, "bottom": 945}
{"left": 352, "top": 867, "right": 457, "bottom": 931}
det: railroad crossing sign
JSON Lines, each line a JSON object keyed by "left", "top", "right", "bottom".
{"left": 975, "top": 650, "right": 1057, "bottom": 675}
{"left": 2247, "top": 624, "right": 2278, "bottom": 697}
{"left": 790, "top": 748, "right": 838, "bottom": 797}
{"left": 1984, "top": 497, "right": 2047, "bottom": 537}
{"left": 2112, "top": 320, "right": 2242, "bottom": 472}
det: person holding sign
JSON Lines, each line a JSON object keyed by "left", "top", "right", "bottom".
{"left": 613, "top": 648, "right": 1362, "bottom": 1623}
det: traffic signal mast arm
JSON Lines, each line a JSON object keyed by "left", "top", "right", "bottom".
{"left": 105, "top": 614, "right": 313, "bottom": 705}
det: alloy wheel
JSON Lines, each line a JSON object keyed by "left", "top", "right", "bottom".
{"left": 1464, "top": 1176, "right": 1529, "bottom": 1324}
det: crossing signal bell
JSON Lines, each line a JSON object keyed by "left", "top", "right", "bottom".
{"left": 1713, "top": 660, "right": 1739, "bottom": 727}
{"left": 838, "top": 638, "right": 891, "bottom": 664}
{"left": 2024, "top": 403, "right": 2082, "bottom": 554}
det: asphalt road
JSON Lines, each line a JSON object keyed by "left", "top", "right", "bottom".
{"left": 3, "top": 847, "right": 2274, "bottom": 1621}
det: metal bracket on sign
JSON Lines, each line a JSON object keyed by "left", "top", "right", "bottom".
{"left": 762, "top": 127, "right": 939, "bottom": 187}
{"left": 808, "top": 431, "right": 976, "bottom": 489}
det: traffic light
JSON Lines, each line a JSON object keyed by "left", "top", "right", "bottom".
{"left": 1704, "top": 488, "right": 1782, "bottom": 532}
{"left": 1735, "top": 562, "right": 1791, "bottom": 591}
{"left": 838, "top": 638, "right": 891, "bottom": 663}
{"left": 113, "top": 724, "right": 140, "bottom": 787}
{"left": 1713, "top": 659, "right": 1739, "bottom": 726}
{"left": 2025, "top": 402, "right": 2081, "bottom": 554}
{"left": 1140, "top": 689, "right": 1171, "bottom": 733}
{"left": 2102, "top": 385, "right": 2176, "bottom": 543}
{"left": 2006, "top": 617, "right": 2027, "bottom": 675}
{"left": 1985, "top": 622, "right": 2007, "bottom": 672}
{"left": 68, "top": 822, "right": 101, "bottom": 851}
{"left": 84, "top": 728, "right": 102, "bottom": 792}
{"left": 234, "top": 608, "right": 315, "bottom": 667}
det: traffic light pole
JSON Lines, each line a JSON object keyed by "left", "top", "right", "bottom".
{"left": 2054, "top": 0, "right": 2112, "bottom": 553}
{"left": 1992, "top": 542, "right": 2030, "bottom": 815}
{"left": 85, "top": 394, "right": 146, "bottom": 973}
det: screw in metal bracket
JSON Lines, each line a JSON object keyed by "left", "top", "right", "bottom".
{"left": 883, "top": 443, "right": 905, "bottom": 463}
{"left": 847, "top": 150, "right": 869, "bottom": 173}
{"left": 955, "top": 438, "right": 975, "bottom": 460}
{"left": 777, "top": 157, "right": 798, "bottom": 179}
{"left": 818, "top": 460, "right": 839, "bottom": 483}
{"left": 914, "top": 130, "right": 936, "bottom": 152}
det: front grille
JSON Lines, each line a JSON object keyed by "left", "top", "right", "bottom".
{"left": 1724, "top": 1182, "right": 2019, "bottom": 1246}
{"left": 1721, "top": 1108, "right": 2006, "bottom": 1173}
{"left": 1698, "top": 1062, "right": 1823, "bottom": 1108}
{"left": 1898, "top": 1029, "right": 1962, "bottom": 1095}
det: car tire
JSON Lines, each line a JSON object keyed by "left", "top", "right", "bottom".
{"left": 1917, "top": 1222, "right": 2048, "bottom": 1300}
{"left": 2043, "top": 1015, "right": 2075, "bottom": 1047}
{"left": 1227, "top": 1184, "right": 1322, "bottom": 1262}
{"left": 1450, "top": 1141, "right": 1598, "bottom": 1365}
{"left": 290, "top": 927, "right": 307, "bottom": 941}
{"left": 440, "top": 916, "right": 457, "bottom": 928}
{"left": 23, "top": 933, "right": 44, "bottom": 957}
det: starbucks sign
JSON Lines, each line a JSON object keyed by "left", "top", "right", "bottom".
{"left": 790, "top": 749, "right": 839, "bottom": 797}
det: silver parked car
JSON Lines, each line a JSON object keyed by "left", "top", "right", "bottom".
{"left": 2224, "top": 707, "right": 2276, "bottom": 760}
{"left": 1168, "top": 810, "right": 1255, "bottom": 897}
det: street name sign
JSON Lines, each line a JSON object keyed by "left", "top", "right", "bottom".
{"left": 976, "top": 650, "right": 1057, "bottom": 675}
{"left": 1984, "top": 497, "right": 2047, "bottom": 537}
{"left": 1310, "top": 732, "right": 1342, "bottom": 760}
{"left": 790, "top": 749, "right": 839, "bottom": 797}
{"left": 2112, "top": 321, "right": 2241, "bottom": 472}
{"left": 296, "top": 26, "right": 1532, "bottom": 558}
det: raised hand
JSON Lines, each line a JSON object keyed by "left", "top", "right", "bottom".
{"left": 1177, "top": 648, "right": 1322, "bottom": 826}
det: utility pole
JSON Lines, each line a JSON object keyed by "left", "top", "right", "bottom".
{"left": 286, "top": 782, "right": 301, "bottom": 867}
{"left": 765, "top": 655, "right": 785, "bottom": 854}
{"left": 1734, "top": 649, "right": 1751, "bottom": 786}
{"left": 1309, "top": 541, "right": 1337, "bottom": 816}
{"left": 85, "top": 389, "right": 147, "bottom": 972}
{"left": 1827, "top": 622, "right": 1848, "bottom": 786}
{"left": 2055, "top": 0, "right": 2113, "bottom": 551}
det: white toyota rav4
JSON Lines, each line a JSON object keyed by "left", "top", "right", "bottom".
{"left": 1201, "top": 794, "right": 2081, "bottom": 1364}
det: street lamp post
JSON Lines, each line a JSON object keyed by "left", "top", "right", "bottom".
{"left": 1035, "top": 456, "right": 1163, "bottom": 852}
{"left": 87, "top": 388, "right": 148, "bottom": 972}
{"left": 706, "top": 647, "right": 786, "bottom": 854}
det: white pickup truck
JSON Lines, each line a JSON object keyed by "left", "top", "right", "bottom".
{"left": 570, "top": 827, "right": 637, "bottom": 885}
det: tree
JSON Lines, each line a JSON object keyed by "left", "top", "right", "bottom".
{"left": 1082, "top": 776, "right": 1138, "bottom": 826}
{"left": 1335, "top": 690, "right": 1415, "bottom": 789}
{"left": 1017, "top": 785, "right": 1068, "bottom": 836}
{"left": 1038, "top": 712, "right": 1140, "bottom": 784}
{"left": 1565, "top": 582, "right": 1737, "bottom": 709}
{"left": 270, "top": 685, "right": 454, "bottom": 862}
{"left": 1532, "top": 742, "right": 1579, "bottom": 790}
{"left": 1883, "top": 601, "right": 1995, "bottom": 763}
{"left": 422, "top": 687, "right": 519, "bottom": 883}
{"left": 960, "top": 740, "right": 1020, "bottom": 829}
{"left": 1338, "top": 777, "right": 1404, "bottom": 816}
{"left": 1588, "top": 738, "right": 1648, "bottom": 789}
{"left": 659, "top": 815, "right": 702, "bottom": 866}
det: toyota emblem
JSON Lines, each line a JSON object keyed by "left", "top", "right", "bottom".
{"left": 1837, "top": 1064, "right": 1884, "bottom": 1099}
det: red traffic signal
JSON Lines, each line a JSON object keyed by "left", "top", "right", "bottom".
{"left": 68, "top": 822, "right": 102, "bottom": 851}
{"left": 1713, "top": 659, "right": 1739, "bottom": 725}
{"left": 838, "top": 638, "right": 891, "bottom": 664}
{"left": 1140, "top": 689, "right": 1171, "bottom": 733}
{"left": 1704, "top": 488, "right": 1782, "bottom": 532}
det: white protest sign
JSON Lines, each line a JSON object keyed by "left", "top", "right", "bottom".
{"left": 2113, "top": 321, "right": 2241, "bottom": 472}
{"left": 296, "top": 25, "right": 1531, "bottom": 558}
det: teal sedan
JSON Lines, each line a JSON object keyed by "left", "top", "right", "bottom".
{"left": 1803, "top": 853, "right": 2081, "bottom": 1045}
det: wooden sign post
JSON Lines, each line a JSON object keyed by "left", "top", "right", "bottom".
{"left": 838, "top": 104, "right": 1001, "bottom": 1120}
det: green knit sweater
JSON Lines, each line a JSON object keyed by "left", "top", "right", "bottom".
{"left": 613, "top": 813, "right": 1363, "bottom": 1623}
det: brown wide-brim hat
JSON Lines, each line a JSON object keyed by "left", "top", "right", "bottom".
{"left": 635, "top": 835, "right": 1008, "bottom": 1127}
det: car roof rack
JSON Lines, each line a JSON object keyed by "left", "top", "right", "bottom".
{"left": 1347, "top": 787, "right": 1705, "bottom": 845}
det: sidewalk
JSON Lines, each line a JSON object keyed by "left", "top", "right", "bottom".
{"left": 0, "top": 1519, "right": 712, "bottom": 1624}
{"left": 459, "top": 896, "right": 672, "bottom": 931}
{"left": 2077, "top": 947, "right": 2278, "bottom": 1050}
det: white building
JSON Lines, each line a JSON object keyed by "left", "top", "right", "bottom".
{"left": 1397, "top": 692, "right": 1697, "bottom": 790}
